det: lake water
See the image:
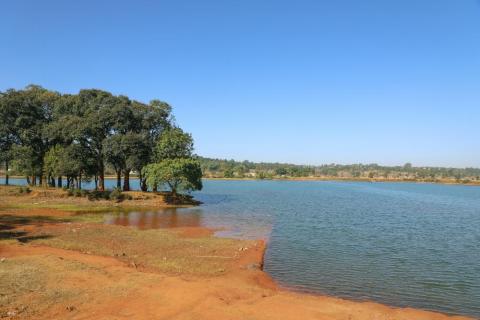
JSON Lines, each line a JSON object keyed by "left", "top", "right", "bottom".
{"left": 2, "top": 178, "right": 480, "bottom": 317}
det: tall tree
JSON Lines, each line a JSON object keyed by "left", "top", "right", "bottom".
{"left": 2, "top": 86, "right": 58, "bottom": 185}
{"left": 132, "top": 99, "right": 172, "bottom": 191}
{"left": 77, "top": 89, "right": 117, "bottom": 191}
{"left": 0, "top": 90, "right": 16, "bottom": 185}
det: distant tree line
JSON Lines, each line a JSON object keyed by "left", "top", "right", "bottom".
{"left": 199, "top": 157, "right": 480, "bottom": 183}
{"left": 0, "top": 85, "right": 202, "bottom": 195}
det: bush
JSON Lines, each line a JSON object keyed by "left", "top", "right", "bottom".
{"left": 18, "top": 186, "right": 31, "bottom": 194}
{"left": 87, "top": 190, "right": 107, "bottom": 200}
{"left": 109, "top": 188, "right": 124, "bottom": 201}
{"left": 64, "top": 187, "right": 129, "bottom": 202}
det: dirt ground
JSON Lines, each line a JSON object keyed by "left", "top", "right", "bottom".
{"left": 0, "top": 186, "right": 474, "bottom": 320}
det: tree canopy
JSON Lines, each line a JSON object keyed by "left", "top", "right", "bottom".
{"left": 142, "top": 124, "right": 202, "bottom": 195}
{"left": 0, "top": 85, "right": 201, "bottom": 194}
{"left": 142, "top": 158, "right": 203, "bottom": 196}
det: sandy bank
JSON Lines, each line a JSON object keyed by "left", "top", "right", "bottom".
{"left": 0, "top": 192, "right": 475, "bottom": 319}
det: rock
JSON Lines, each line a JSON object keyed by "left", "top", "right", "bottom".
{"left": 7, "top": 310, "right": 16, "bottom": 316}
{"left": 0, "top": 257, "right": 6, "bottom": 263}
{"left": 246, "top": 263, "right": 261, "bottom": 270}
{"left": 66, "top": 306, "right": 76, "bottom": 312}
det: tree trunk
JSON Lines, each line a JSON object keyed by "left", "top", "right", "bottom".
{"left": 39, "top": 175, "right": 43, "bottom": 187}
{"left": 57, "top": 176, "right": 62, "bottom": 188}
{"left": 26, "top": 176, "right": 30, "bottom": 185}
{"left": 116, "top": 170, "right": 121, "bottom": 189}
{"left": 123, "top": 169, "right": 130, "bottom": 191}
{"left": 98, "top": 159, "right": 105, "bottom": 191}
{"left": 153, "top": 184, "right": 157, "bottom": 192}
{"left": 5, "top": 160, "right": 9, "bottom": 185}
{"left": 79, "top": 173, "right": 82, "bottom": 189}
{"left": 94, "top": 175, "right": 98, "bottom": 190}
{"left": 50, "top": 176, "right": 56, "bottom": 188}
{"left": 140, "top": 176, "right": 147, "bottom": 192}
{"left": 32, "top": 176, "right": 36, "bottom": 186}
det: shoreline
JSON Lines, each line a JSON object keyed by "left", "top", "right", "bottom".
{"left": 2, "top": 175, "right": 480, "bottom": 187}
{"left": 0, "top": 187, "right": 475, "bottom": 319}
{"left": 203, "top": 176, "right": 480, "bottom": 186}
{"left": 1, "top": 225, "right": 473, "bottom": 320}
{"left": 254, "top": 240, "right": 474, "bottom": 320}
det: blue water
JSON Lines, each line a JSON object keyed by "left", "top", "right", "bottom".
{"left": 2, "top": 178, "right": 480, "bottom": 317}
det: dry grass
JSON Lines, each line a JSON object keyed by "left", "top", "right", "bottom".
{"left": 0, "top": 252, "right": 156, "bottom": 319}
{"left": 0, "top": 185, "right": 175, "bottom": 212}
{"left": 30, "top": 223, "right": 256, "bottom": 276}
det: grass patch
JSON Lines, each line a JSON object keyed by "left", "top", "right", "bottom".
{"left": 31, "top": 224, "right": 256, "bottom": 276}
{"left": 0, "top": 254, "right": 144, "bottom": 318}
{"left": 4, "top": 202, "right": 116, "bottom": 212}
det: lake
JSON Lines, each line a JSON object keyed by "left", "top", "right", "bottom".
{"left": 2, "top": 178, "right": 480, "bottom": 317}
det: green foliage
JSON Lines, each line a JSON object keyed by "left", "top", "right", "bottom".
{"left": 154, "top": 127, "right": 193, "bottom": 161}
{"left": 63, "top": 187, "right": 130, "bottom": 202}
{"left": 223, "top": 168, "right": 234, "bottom": 178}
{"left": 0, "top": 85, "right": 175, "bottom": 191}
{"left": 103, "top": 132, "right": 151, "bottom": 191}
{"left": 142, "top": 158, "right": 203, "bottom": 195}
{"left": 198, "top": 157, "right": 480, "bottom": 181}
{"left": 1, "top": 86, "right": 59, "bottom": 180}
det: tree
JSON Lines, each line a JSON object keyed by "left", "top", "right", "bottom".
{"left": 102, "top": 135, "right": 126, "bottom": 188}
{"left": 142, "top": 158, "right": 202, "bottom": 196}
{"left": 1, "top": 86, "right": 58, "bottom": 185}
{"left": 0, "top": 90, "right": 16, "bottom": 185}
{"left": 43, "top": 145, "right": 64, "bottom": 187}
{"left": 224, "top": 168, "right": 234, "bottom": 178}
{"left": 11, "top": 145, "right": 42, "bottom": 185}
{"left": 103, "top": 132, "right": 150, "bottom": 191}
{"left": 0, "top": 85, "right": 183, "bottom": 192}
{"left": 154, "top": 127, "right": 193, "bottom": 161}
{"left": 77, "top": 89, "right": 118, "bottom": 190}
{"left": 124, "top": 99, "right": 172, "bottom": 191}
{"left": 275, "top": 167, "right": 288, "bottom": 176}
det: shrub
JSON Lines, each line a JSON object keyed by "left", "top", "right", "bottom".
{"left": 109, "top": 188, "right": 124, "bottom": 201}
{"left": 18, "top": 186, "right": 31, "bottom": 194}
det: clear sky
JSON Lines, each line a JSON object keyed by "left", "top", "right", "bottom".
{"left": 1, "top": 0, "right": 479, "bottom": 167}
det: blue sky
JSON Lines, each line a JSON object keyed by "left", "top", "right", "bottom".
{"left": 1, "top": 0, "right": 479, "bottom": 167}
